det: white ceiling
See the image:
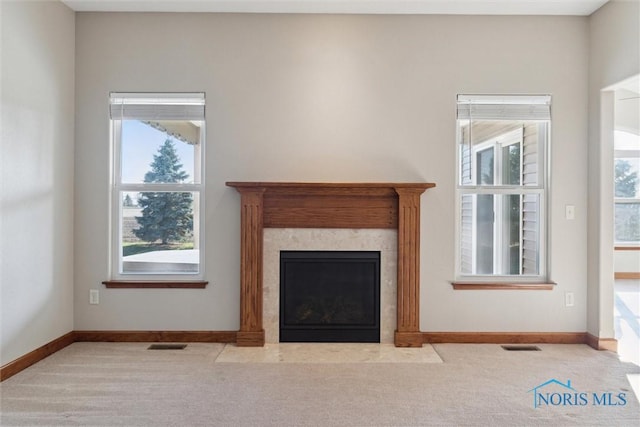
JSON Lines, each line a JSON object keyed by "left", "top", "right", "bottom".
{"left": 61, "top": 0, "right": 610, "bottom": 15}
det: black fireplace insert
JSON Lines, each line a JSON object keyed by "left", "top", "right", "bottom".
{"left": 279, "top": 251, "right": 380, "bottom": 343}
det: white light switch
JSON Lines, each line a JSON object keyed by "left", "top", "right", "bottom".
{"left": 565, "top": 205, "right": 575, "bottom": 220}
{"left": 89, "top": 289, "right": 99, "bottom": 305}
{"left": 565, "top": 292, "right": 574, "bottom": 307}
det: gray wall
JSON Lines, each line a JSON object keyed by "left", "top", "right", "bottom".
{"left": 587, "top": 0, "right": 640, "bottom": 339}
{"left": 74, "top": 12, "right": 590, "bottom": 333}
{"left": 1, "top": 0, "right": 75, "bottom": 365}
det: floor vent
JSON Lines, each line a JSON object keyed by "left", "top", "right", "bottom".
{"left": 148, "top": 344, "right": 187, "bottom": 350}
{"left": 501, "top": 345, "right": 541, "bottom": 351}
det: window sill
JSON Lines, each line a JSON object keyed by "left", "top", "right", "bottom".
{"left": 102, "top": 280, "right": 208, "bottom": 289}
{"left": 451, "top": 281, "right": 556, "bottom": 290}
{"left": 614, "top": 246, "right": 640, "bottom": 251}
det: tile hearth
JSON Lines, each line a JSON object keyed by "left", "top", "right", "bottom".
{"left": 215, "top": 343, "right": 443, "bottom": 363}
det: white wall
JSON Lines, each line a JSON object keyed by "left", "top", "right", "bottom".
{"left": 588, "top": 0, "right": 640, "bottom": 338}
{"left": 74, "top": 12, "right": 589, "bottom": 333}
{"left": 0, "top": 0, "right": 75, "bottom": 365}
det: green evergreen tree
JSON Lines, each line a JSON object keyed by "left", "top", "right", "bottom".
{"left": 614, "top": 159, "right": 639, "bottom": 241}
{"left": 615, "top": 160, "right": 638, "bottom": 197}
{"left": 134, "top": 139, "right": 193, "bottom": 245}
{"left": 123, "top": 194, "right": 135, "bottom": 207}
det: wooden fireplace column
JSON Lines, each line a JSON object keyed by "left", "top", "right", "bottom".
{"left": 226, "top": 182, "right": 435, "bottom": 347}
{"left": 236, "top": 188, "right": 266, "bottom": 346}
{"left": 394, "top": 188, "right": 426, "bottom": 347}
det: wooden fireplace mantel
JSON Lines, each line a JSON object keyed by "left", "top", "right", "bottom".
{"left": 226, "top": 182, "right": 436, "bottom": 347}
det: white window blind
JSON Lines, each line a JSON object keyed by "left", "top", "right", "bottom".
{"left": 457, "top": 95, "right": 551, "bottom": 121}
{"left": 109, "top": 92, "right": 205, "bottom": 121}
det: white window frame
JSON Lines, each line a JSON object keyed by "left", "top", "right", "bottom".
{"left": 455, "top": 94, "right": 550, "bottom": 282}
{"left": 109, "top": 92, "right": 206, "bottom": 280}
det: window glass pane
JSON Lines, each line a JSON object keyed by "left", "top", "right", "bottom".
{"left": 459, "top": 118, "right": 473, "bottom": 185}
{"left": 120, "top": 120, "right": 201, "bottom": 184}
{"left": 614, "top": 158, "right": 640, "bottom": 198}
{"left": 521, "top": 194, "right": 540, "bottom": 275}
{"left": 459, "top": 193, "right": 539, "bottom": 276}
{"left": 476, "top": 194, "right": 494, "bottom": 273}
{"left": 504, "top": 194, "right": 522, "bottom": 274}
{"left": 460, "top": 194, "right": 473, "bottom": 274}
{"left": 615, "top": 202, "right": 640, "bottom": 243}
{"left": 120, "top": 191, "right": 199, "bottom": 274}
{"left": 502, "top": 143, "right": 521, "bottom": 185}
{"left": 458, "top": 120, "right": 541, "bottom": 187}
{"left": 476, "top": 148, "right": 494, "bottom": 185}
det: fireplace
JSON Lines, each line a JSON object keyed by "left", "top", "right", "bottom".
{"left": 226, "top": 182, "right": 435, "bottom": 347}
{"left": 280, "top": 251, "right": 380, "bottom": 343}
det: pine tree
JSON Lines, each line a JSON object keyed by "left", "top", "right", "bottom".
{"left": 123, "top": 194, "right": 135, "bottom": 207}
{"left": 134, "top": 139, "right": 193, "bottom": 245}
{"left": 614, "top": 159, "right": 639, "bottom": 241}
{"left": 615, "top": 160, "right": 638, "bottom": 197}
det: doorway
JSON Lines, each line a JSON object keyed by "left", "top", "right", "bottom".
{"left": 609, "top": 74, "right": 640, "bottom": 366}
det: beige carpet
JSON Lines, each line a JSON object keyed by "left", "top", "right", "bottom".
{"left": 1, "top": 342, "right": 639, "bottom": 426}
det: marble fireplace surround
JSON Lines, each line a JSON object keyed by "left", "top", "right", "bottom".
{"left": 264, "top": 228, "right": 397, "bottom": 344}
{"left": 226, "top": 182, "right": 436, "bottom": 347}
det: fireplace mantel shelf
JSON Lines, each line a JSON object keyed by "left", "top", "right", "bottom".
{"left": 226, "top": 181, "right": 436, "bottom": 347}
{"left": 226, "top": 182, "right": 436, "bottom": 201}
{"left": 226, "top": 181, "right": 436, "bottom": 190}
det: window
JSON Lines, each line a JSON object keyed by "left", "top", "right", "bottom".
{"left": 109, "top": 93, "right": 205, "bottom": 279}
{"left": 456, "top": 95, "right": 550, "bottom": 280}
{"left": 614, "top": 130, "right": 640, "bottom": 245}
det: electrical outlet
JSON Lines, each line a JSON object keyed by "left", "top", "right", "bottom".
{"left": 565, "top": 205, "right": 575, "bottom": 220}
{"left": 565, "top": 292, "right": 574, "bottom": 307}
{"left": 89, "top": 289, "right": 99, "bottom": 305}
